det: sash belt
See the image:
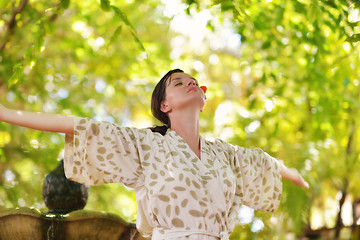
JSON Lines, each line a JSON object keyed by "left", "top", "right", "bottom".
{"left": 152, "top": 228, "right": 229, "bottom": 240}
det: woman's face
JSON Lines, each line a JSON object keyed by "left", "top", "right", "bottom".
{"left": 160, "top": 72, "right": 205, "bottom": 113}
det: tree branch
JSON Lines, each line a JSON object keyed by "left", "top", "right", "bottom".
{"left": 0, "top": 0, "right": 29, "bottom": 51}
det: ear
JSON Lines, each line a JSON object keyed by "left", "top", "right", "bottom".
{"left": 160, "top": 101, "right": 171, "bottom": 113}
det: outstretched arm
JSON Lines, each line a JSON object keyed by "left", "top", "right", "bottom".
{"left": 0, "top": 104, "right": 74, "bottom": 134}
{"left": 281, "top": 164, "right": 309, "bottom": 189}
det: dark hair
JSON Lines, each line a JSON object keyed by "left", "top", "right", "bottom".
{"left": 150, "top": 69, "right": 184, "bottom": 135}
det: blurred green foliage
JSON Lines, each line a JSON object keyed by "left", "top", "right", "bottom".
{"left": 1, "top": 0, "right": 360, "bottom": 239}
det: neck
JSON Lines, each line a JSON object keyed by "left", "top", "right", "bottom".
{"left": 169, "top": 109, "right": 201, "bottom": 158}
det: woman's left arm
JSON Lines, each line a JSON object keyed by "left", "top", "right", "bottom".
{"left": 281, "top": 164, "right": 309, "bottom": 189}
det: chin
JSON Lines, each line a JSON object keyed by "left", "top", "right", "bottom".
{"left": 172, "top": 95, "right": 205, "bottom": 111}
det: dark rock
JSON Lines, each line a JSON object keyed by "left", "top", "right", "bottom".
{"left": 43, "top": 160, "right": 89, "bottom": 214}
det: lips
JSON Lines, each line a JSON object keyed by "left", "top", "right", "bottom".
{"left": 187, "top": 87, "right": 198, "bottom": 93}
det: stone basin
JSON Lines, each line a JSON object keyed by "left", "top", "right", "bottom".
{"left": 0, "top": 207, "right": 147, "bottom": 240}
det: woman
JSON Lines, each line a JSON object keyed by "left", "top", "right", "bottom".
{"left": 0, "top": 69, "right": 308, "bottom": 239}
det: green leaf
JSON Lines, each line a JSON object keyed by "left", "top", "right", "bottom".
{"left": 23, "top": 45, "right": 34, "bottom": 62}
{"left": 130, "top": 30, "right": 146, "bottom": 52}
{"left": 34, "top": 36, "right": 45, "bottom": 52}
{"left": 60, "top": 0, "right": 70, "bottom": 9}
{"left": 307, "top": 1, "right": 322, "bottom": 25}
{"left": 261, "top": 41, "right": 271, "bottom": 49}
{"left": 232, "top": 0, "right": 251, "bottom": 23}
{"left": 346, "top": 34, "right": 360, "bottom": 42}
{"left": 111, "top": 6, "right": 146, "bottom": 52}
{"left": 111, "top": 6, "right": 133, "bottom": 29}
{"left": 106, "top": 25, "right": 123, "bottom": 49}
{"left": 100, "top": 0, "right": 111, "bottom": 12}
{"left": 8, "top": 62, "right": 24, "bottom": 87}
{"left": 108, "top": 25, "right": 122, "bottom": 46}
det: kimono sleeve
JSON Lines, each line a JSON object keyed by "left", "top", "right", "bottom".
{"left": 224, "top": 141, "right": 282, "bottom": 212}
{"left": 64, "top": 117, "right": 148, "bottom": 188}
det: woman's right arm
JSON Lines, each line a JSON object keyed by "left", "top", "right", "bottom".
{"left": 0, "top": 104, "right": 74, "bottom": 134}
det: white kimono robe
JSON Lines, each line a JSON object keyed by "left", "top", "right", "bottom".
{"left": 64, "top": 117, "right": 282, "bottom": 240}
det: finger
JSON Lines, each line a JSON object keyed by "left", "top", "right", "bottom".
{"left": 299, "top": 176, "right": 309, "bottom": 189}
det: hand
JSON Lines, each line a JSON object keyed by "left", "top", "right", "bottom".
{"left": 282, "top": 166, "right": 309, "bottom": 189}
{"left": 289, "top": 168, "right": 309, "bottom": 189}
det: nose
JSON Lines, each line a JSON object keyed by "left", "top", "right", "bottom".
{"left": 187, "top": 79, "right": 196, "bottom": 86}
